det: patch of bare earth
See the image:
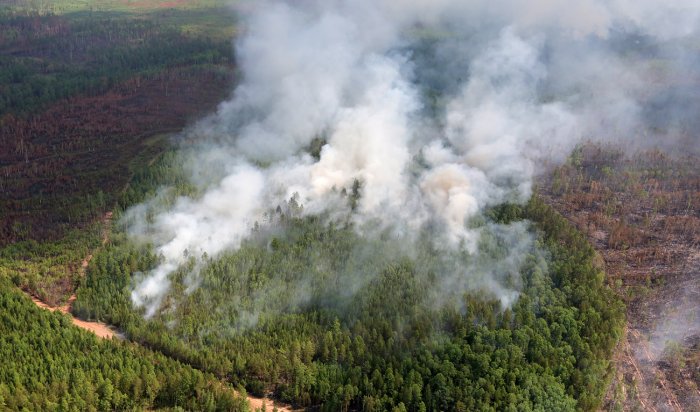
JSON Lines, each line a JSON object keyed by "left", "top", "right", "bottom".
{"left": 542, "top": 146, "right": 700, "bottom": 411}
{"left": 25, "top": 211, "right": 122, "bottom": 339}
{"left": 246, "top": 396, "right": 295, "bottom": 412}
{"left": 29, "top": 290, "right": 297, "bottom": 411}
{"left": 29, "top": 293, "right": 122, "bottom": 339}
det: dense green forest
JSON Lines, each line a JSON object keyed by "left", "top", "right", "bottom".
{"left": 0, "top": 277, "right": 249, "bottom": 411}
{"left": 70, "top": 151, "right": 626, "bottom": 411}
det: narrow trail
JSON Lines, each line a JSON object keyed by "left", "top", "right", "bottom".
{"left": 25, "top": 210, "right": 295, "bottom": 411}
{"left": 26, "top": 211, "right": 121, "bottom": 339}
{"left": 29, "top": 293, "right": 122, "bottom": 339}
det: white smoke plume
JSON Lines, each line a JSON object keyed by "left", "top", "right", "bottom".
{"left": 126, "top": 0, "right": 700, "bottom": 318}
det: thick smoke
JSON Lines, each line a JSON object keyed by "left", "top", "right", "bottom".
{"left": 126, "top": 0, "right": 700, "bottom": 318}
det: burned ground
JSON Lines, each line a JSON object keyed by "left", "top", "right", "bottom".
{"left": 542, "top": 145, "right": 700, "bottom": 411}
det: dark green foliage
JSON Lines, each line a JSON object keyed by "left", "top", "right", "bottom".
{"left": 0, "top": 278, "right": 248, "bottom": 411}
{"left": 76, "top": 158, "right": 625, "bottom": 411}
{"left": 307, "top": 136, "right": 327, "bottom": 161}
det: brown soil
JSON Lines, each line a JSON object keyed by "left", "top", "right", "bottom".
{"left": 246, "top": 396, "right": 295, "bottom": 412}
{"left": 29, "top": 293, "right": 122, "bottom": 339}
{"left": 542, "top": 146, "right": 700, "bottom": 411}
{"left": 25, "top": 210, "right": 122, "bottom": 339}
{"left": 27, "top": 291, "right": 296, "bottom": 411}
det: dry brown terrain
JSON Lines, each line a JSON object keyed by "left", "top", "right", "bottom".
{"left": 0, "top": 67, "right": 233, "bottom": 245}
{"left": 542, "top": 145, "right": 700, "bottom": 411}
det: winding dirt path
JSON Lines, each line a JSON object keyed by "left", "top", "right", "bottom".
{"left": 26, "top": 210, "right": 295, "bottom": 411}
{"left": 27, "top": 211, "right": 121, "bottom": 339}
{"left": 29, "top": 293, "right": 122, "bottom": 339}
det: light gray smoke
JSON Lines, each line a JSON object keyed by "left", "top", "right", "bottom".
{"left": 125, "top": 0, "right": 700, "bottom": 318}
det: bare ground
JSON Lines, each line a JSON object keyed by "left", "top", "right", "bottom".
{"left": 28, "top": 290, "right": 296, "bottom": 411}
{"left": 28, "top": 293, "right": 122, "bottom": 339}
{"left": 542, "top": 147, "right": 700, "bottom": 411}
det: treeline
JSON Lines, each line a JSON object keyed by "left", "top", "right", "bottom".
{"left": 74, "top": 151, "right": 625, "bottom": 411}
{"left": 0, "top": 0, "right": 228, "bottom": 15}
{"left": 0, "top": 278, "right": 248, "bottom": 411}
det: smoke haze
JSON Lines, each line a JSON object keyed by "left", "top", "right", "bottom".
{"left": 126, "top": 0, "right": 700, "bottom": 318}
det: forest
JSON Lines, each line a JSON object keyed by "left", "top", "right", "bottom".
{"left": 68, "top": 150, "right": 626, "bottom": 411}
{"left": 6, "top": 1, "right": 689, "bottom": 411}
{"left": 0, "top": 7, "right": 234, "bottom": 243}
{"left": 0, "top": 277, "right": 249, "bottom": 410}
{"left": 0, "top": 4, "right": 235, "bottom": 304}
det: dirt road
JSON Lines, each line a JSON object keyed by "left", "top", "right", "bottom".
{"left": 26, "top": 210, "right": 295, "bottom": 411}
{"left": 29, "top": 293, "right": 122, "bottom": 339}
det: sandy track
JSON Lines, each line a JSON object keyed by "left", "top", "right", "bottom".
{"left": 246, "top": 395, "right": 295, "bottom": 412}
{"left": 28, "top": 292, "right": 296, "bottom": 410}
{"left": 29, "top": 293, "right": 122, "bottom": 339}
{"left": 26, "top": 210, "right": 296, "bottom": 411}
{"left": 25, "top": 211, "right": 123, "bottom": 339}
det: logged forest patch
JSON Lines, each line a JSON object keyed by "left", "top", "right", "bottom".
{"left": 542, "top": 145, "right": 700, "bottom": 411}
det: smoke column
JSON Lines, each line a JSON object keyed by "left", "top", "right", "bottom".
{"left": 125, "top": 0, "right": 700, "bottom": 318}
